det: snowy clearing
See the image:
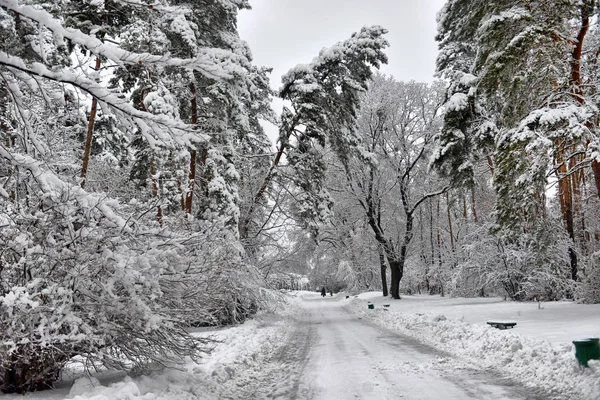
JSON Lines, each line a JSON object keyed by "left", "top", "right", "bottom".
{"left": 345, "top": 292, "right": 600, "bottom": 399}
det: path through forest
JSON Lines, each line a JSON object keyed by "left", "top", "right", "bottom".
{"left": 220, "top": 294, "right": 554, "bottom": 400}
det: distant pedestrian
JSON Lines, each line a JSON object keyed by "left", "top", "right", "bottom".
{"left": 329, "top": 289, "right": 333, "bottom": 296}
{"left": 321, "top": 287, "right": 326, "bottom": 297}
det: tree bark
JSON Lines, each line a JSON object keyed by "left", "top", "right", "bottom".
{"left": 419, "top": 207, "right": 429, "bottom": 292}
{"left": 556, "top": 146, "right": 576, "bottom": 280}
{"left": 378, "top": 244, "right": 388, "bottom": 297}
{"left": 186, "top": 81, "right": 198, "bottom": 216}
{"left": 151, "top": 158, "right": 162, "bottom": 225}
{"left": 462, "top": 190, "right": 468, "bottom": 220}
{"left": 436, "top": 198, "right": 443, "bottom": 269}
{"left": 446, "top": 191, "right": 455, "bottom": 256}
{"left": 428, "top": 198, "right": 435, "bottom": 293}
{"left": 569, "top": 1, "right": 600, "bottom": 201}
{"left": 470, "top": 186, "right": 478, "bottom": 223}
{"left": 186, "top": 150, "right": 196, "bottom": 215}
{"left": 389, "top": 260, "right": 401, "bottom": 299}
{"left": 388, "top": 213, "right": 412, "bottom": 299}
{"left": 80, "top": 56, "right": 101, "bottom": 188}
{"left": 570, "top": 1, "right": 591, "bottom": 102}
{"left": 592, "top": 159, "right": 600, "bottom": 201}
{"left": 559, "top": 1, "right": 594, "bottom": 282}
{"left": 486, "top": 155, "right": 495, "bottom": 176}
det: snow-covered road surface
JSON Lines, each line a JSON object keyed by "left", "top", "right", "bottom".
{"left": 256, "top": 294, "right": 549, "bottom": 400}
{"left": 4, "top": 292, "right": 584, "bottom": 400}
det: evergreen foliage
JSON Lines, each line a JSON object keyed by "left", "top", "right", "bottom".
{"left": 3, "top": 0, "right": 600, "bottom": 393}
{"left": 433, "top": 0, "right": 600, "bottom": 303}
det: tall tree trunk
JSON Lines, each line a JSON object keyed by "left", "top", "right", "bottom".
{"left": 446, "top": 191, "right": 455, "bottom": 256}
{"left": 151, "top": 157, "right": 162, "bottom": 225}
{"left": 186, "top": 81, "right": 198, "bottom": 216}
{"left": 419, "top": 207, "right": 428, "bottom": 292}
{"left": 470, "top": 186, "right": 478, "bottom": 223}
{"left": 556, "top": 146, "right": 576, "bottom": 280}
{"left": 387, "top": 202, "right": 428, "bottom": 299}
{"left": 366, "top": 211, "right": 401, "bottom": 299}
{"left": 462, "top": 190, "right": 468, "bottom": 220}
{"left": 579, "top": 169, "right": 589, "bottom": 247}
{"left": 591, "top": 160, "right": 600, "bottom": 201}
{"left": 186, "top": 150, "right": 196, "bottom": 215}
{"left": 558, "top": 1, "right": 592, "bottom": 282}
{"left": 389, "top": 260, "right": 401, "bottom": 299}
{"left": 570, "top": 1, "right": 591, "bottom": 103}
{"left": 80, "top": 56, "right": 101, "bottom": 188}
{"left": 428, "top": 198, "right": 435, "bottom": 293}
{"left": 571, "top": 153, "right": 586, "bottom": 249}
{"left": 378, "top": 244, "right": 388, "bottom": 297}
{"left": 486, "top": 155, "right": 495, "bottom": 176}
{"left": 436, "top": 198, "right": 443, "bottom": 268}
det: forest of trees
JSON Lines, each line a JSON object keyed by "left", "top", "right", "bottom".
{"left": 1, "top": 0, "right": 600, "bottom": 394}
{"left": 311, "top": 0, "right": 600, "bottom": 304}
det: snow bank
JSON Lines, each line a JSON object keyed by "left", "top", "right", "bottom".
{"left": 68, "top": 376, "right": 153, "bottom": 400}
{"left": 345, "top": 295, "right": 600, "bottom": 400}
{"left": 137, "top": 302, "right": 298, "bottom": 399}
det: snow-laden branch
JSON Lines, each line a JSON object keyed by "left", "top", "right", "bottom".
{"left": 0, "top": 0, "right": 248, "bottom": 81}
{"left": 410, "top": 186, "right": 449, "bottom": 215}
{"left": 0, "top": 147, "right": 131, "bottom": 232}
{"left": 1, "top": 52, "right": 209, "bottom": 149}
{"left": 114, "top": 0, "right": 193, "bottom": 14}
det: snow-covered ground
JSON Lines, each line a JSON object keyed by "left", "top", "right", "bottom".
{"left": 3, "top": 294, "right": 301, "bottom": 400}
{"left": 5, "top": 291, "right": 600, "bottom": 399}
{"left": 295, "top": 293, "right": 545, "bottom": 399}
{"left": 351, "top": 293, "right": 600, "bottom": 344}
{"left": 345, "top": 292, "right": 600, "bottom": 399}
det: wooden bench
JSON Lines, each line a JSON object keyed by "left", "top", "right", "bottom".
{"left": 487, "top": 321, "right": 517, "bottom": 330}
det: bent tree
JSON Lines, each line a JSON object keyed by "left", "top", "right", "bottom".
{"left": 238, "top": 26, "right": 389, "bottom": 243}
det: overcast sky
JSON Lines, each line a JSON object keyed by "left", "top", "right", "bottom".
{"left": 238, "top": 0, "right": 447, "bottom": 92}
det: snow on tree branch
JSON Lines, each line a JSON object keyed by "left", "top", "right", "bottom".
{"left": 0, "top": 147, "right": 130, "bottom": 232}
{"left": 0, "top": 52, "right": 210, "bottom": 149}
{"left": 0, "top": 0, "right": 248, "bottom": 80}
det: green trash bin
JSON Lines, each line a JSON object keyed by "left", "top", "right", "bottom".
{"left": 368, "top": 303, "right": 374, "bottom": 310}
{"left": 573, "top": 338, "right": 600, "bottom": 367}
{"left": 587, "top": 338, "right": 600, "bottom": 359}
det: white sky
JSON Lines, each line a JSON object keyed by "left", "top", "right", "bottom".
{"left": 237, "top": 1, "right": 447, "bottom": 142}
{"left": 238, "top": 0, "right": 447, "bottom": 92}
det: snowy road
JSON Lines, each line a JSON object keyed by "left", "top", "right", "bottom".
{"left": 223, "top": 294, "right": 552, "bottom": 400}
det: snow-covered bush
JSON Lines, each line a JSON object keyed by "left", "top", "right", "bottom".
{"left": 577, "top": 253, "right": 600, "bottom": 303}
{"left": 451, "top": 222, "right": 572, "bottom": 300}
{"left": 0, "top": 174, "right": 264, "bottom": 393}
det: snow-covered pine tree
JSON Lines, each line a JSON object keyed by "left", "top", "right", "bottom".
{"left": 0, "top": 0, "right": 269, "bottom": 392}
{"left": 433, "top": 0, "right": 600, "bottom": 300}
{"left": 431, "top": 0, "right": 492, "bottom": 188}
